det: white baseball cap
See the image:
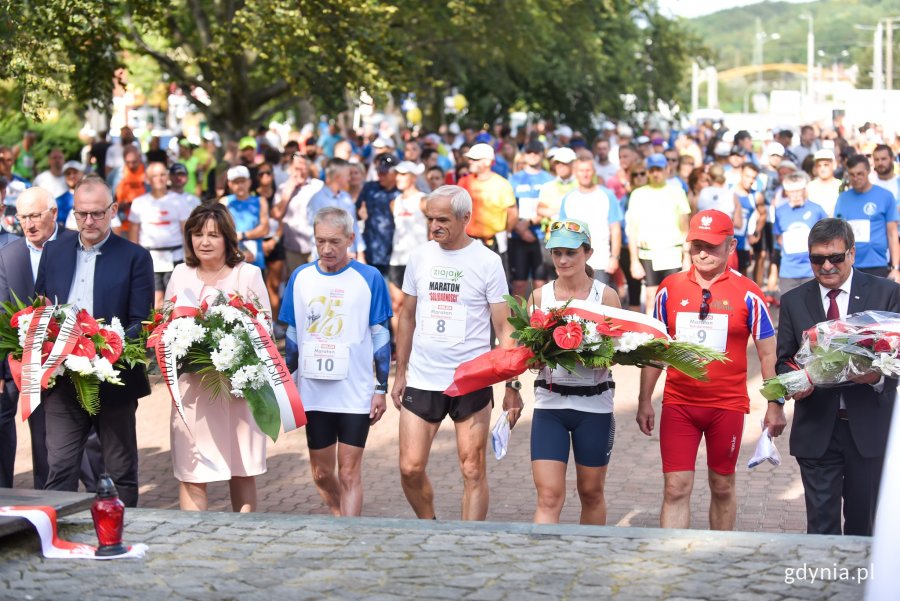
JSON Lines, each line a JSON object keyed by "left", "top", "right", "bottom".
{"left": 465, "top": 143, "right": 495, "bottom": 161}
{"left": 62, "top": 161, "right": 84, "bottom": 173}
{"left": 813, "top": 148, "right": 835, "bottom": 162}
{"left": 552, "top": 147, "right": 577, "bottom": 164}
{"left": 766, "top": 142, "right": 785, "bottom": 157}
{"left": 395, "top": 161, "right": 425, "bottom": 175}
{"left": 227, "top": 165, "right": 251, "bottom": 181}
{"left": 555, "top": 125, "right": 574, "bottom": 139}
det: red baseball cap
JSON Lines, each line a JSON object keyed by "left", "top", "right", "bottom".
{"left": 687, "top": 209, "right": 734, "bottom": 245}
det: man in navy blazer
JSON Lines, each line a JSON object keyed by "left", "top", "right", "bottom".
{"left": 0, "top": 187, "right": 81, "bottom": 489}
{"left": 35, "top": 175, "right": 154, "bottom": 506}
{"left": 0, "top": 225, "right": 19, "bottom": 487}
{"left": 777, "top": 218, "right": 900, "bottom": 535}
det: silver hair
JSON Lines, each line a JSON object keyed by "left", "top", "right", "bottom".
{"left": 314, "top": 206, "right": 354, "bottom": 237}
{"left": 16, "top": 186, "right": 57, "bottom": 210}
{"left": 427, "top": 185, "right": 472, "bottom": 220}
{"left": 784, "top": 171, "right": 810, "bottom": 187}
{"left": 74, "top": 174, "right": 114, "bottom": 205}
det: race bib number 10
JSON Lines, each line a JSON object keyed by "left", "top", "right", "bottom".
{"left": 675, "top": 312, "right": 728, "bottom": 352}
{"left": 421, "top": 302, "right": 467, "bottom": 344}
{"left": 302, "top": 341, "right": 350, "bottom": 380}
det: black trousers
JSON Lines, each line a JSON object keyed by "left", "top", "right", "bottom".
{"left": 42, "top": 379, "right": 140, "bottom": 507}
{"left": 0, "top": 378, "right": 50, "bottom": 489}
{"left": 796, "top": 417, "right": 885, "bottom": 536}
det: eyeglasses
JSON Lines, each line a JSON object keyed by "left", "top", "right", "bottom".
{"left": 809, "top": 250, "right": 850, "bottom": 265}
{"left": 72, "top": 202, "right": 114, "bottom": 222}
{"left": 631, "top": 171, "right": 648, "bottom": 177}
{"left": 549, "top": 220, "right": 587, "bottom": 234}
{"left": 15, "top": 208, "right": 53, "bottom": 222}
{"left": 699, "top": 289, "right": 712, "bottom": 320}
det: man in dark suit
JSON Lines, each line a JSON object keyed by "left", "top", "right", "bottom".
{"left": 0, "top": 224, "right": 19, "bottom": 487}
{"left": 35, "top": 175, "right": 154, "bottom": 506}
{"left": 0, "top": 187, "right": 81, "bottom": 489}
{"left": 777, "top": 217, "right": 900, "bottom": 535}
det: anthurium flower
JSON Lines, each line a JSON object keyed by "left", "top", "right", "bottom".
{"left": 553, "top": 321, "right": 583, "bottom": 350}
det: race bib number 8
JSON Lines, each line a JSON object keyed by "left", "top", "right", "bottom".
{"left": 675, "top": 312, "right": 728, "bottom": 352}
{"left": 302, "top": 341, "right": 350, "bottom": 380}
{"left": 421, "top": 302, "right": 467, "bottom": 344}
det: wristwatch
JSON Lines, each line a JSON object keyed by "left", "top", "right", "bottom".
{"left": 505, "top": 379, "right": 522, "bottom": 391}
{"left": 768, "top": 397, "right": 786, "bottom": 406}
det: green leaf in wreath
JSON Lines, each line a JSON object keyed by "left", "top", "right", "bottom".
{"left": 243, "top": 385, "right": 282, "bottom": 442}
{"left": 71, "top": 373, "right": 101, "bottom": 415}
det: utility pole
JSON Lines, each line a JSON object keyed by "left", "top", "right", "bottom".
{"left": 800, "top": 14, "right": 815, "bottom": 105}
{"left": 875, "top": 20, "right": 885, "bottom": 90}
{"left": 888, "top": 18, "right": 894, "bottom": 90}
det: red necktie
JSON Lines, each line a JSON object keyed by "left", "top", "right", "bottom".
{"left": 826, "top": 289, "right": 841, "bottom": 320}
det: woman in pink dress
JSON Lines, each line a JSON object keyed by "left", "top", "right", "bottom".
{"left": 164, "top": 203, "right": 270, "bottom": 512}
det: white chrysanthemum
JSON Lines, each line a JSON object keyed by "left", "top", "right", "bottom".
{"left": 91, "top": 357, "right": 122, "bottom": 384}
{"left": 229, "top": 364, "right": 267, "bottom": 396}
{"left": 211, "top": 333, "right": 240, "bottom": 371}
{"left": 16, "top": 313, "right": 34, "bottom": 347}
{"left": 108, "top": 317, "right": 126, "bottom": 341}
{"left": 582, "top": 321, "right": 602, "bottom": 345}
{"left": 613, "top": 331, "right": 655, "bottom": 353}
{"left": 161, "top": 318, "right": 206, "bottom": 360}
{"left": 64, "top": 355, "right": 95, "bottom": 376}
{"left": 207, "top": 305, "right": 244, "bottom": 324}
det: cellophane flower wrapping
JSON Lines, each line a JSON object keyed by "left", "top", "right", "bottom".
{"left": 760, "top": 310, "right": 900, "bottom": 400}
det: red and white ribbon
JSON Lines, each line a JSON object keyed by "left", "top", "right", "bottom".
{"left": 148, "top": 293, "right": 201, "bottom": 423}
{"left": 20, "top": 305, "right": 82, "bottom": 421}
{"left": 562, "top": 299, "right": 671, "bottom": 340}
{"left": 0, "top": 505, "right": 147, "bottom": 559}
{"left": 238, "top": 313, "right": 307, "bottom": 432}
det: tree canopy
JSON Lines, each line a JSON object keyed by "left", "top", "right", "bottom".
{"left": 0, "top": 0, "right": 705, "bottom": 134}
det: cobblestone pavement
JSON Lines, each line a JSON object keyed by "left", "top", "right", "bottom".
{"left": 13, "top": 343, "right": 808, "bottom": 531}
{"left": 0, "top": 510, "right": 872, "bottom": 600}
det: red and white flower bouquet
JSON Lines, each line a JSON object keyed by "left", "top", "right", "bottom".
{"left": 146, "top": 291, "right": 306, "bottom": 441}
{"left": 445, "top": 296, "right": 727, "bottom": 396}
{"left": 0, "top": 296, "right": 147, "bottom": 417}
{"left": 760, "top": 310, "right": 900, "bottom": 400}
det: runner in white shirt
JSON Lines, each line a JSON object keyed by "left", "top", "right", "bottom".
{"left": 389, "top": 161, "right": 428, "bottom": 335}
{"left": 280, "top": 207, "right": 392, "bottom": 517}
{"left": 870, "top": 144, "right": 900, "bottom": 203}
{"left": 391, "top": 184, "right": 524, "bottom": 521}
{"left": 127, "top": 161, "right": 193, "bottom": 307}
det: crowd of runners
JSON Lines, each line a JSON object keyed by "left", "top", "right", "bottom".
{"left": 1, "top": 114, "right": 898, "bottom": 537}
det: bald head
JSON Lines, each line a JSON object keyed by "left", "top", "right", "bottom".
{"left": 16, "top": 186, "right": 58, "bottom": 248}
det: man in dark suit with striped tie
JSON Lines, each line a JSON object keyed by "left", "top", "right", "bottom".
{"left": 777, "top": 218, "right": 900, "bottom": 535}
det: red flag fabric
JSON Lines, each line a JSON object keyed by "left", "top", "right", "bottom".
{"left": 443, "top": 346, "right": 535, "bottom": 397}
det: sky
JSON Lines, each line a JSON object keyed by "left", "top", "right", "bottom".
{"left": 658, "top": 0, "right": 815, "bottom": 19}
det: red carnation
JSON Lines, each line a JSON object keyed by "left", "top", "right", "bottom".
{"left": 553, "top": 321, "right": 584, "bottom": 350}
{"left": 229, "top": 294, "right": 244, "bottom": 310}
{"left": 76, "top": 309, "right": 101, "bottom": 336}
{"left": 10, "top": 306, "right": 34, "bottom": 328}
{"left": 98, "top": 329, "right": 123, "bottom": 363}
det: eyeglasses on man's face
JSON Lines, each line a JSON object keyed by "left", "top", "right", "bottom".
{"left": 15, "top": 208, "right": 53, "bottom": 223}
{"left": 72, "top": 202, "right": 114, "bottom": 222}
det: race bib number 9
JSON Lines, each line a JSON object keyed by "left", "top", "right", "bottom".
{"left": 421, "top": 302, "right": 467, "bottom": 344}
{"left": 675, "top": 312, "right": 728, "bottom": 352}
{"left": 302, "top": 341, "right": 350, "bottom": 380}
